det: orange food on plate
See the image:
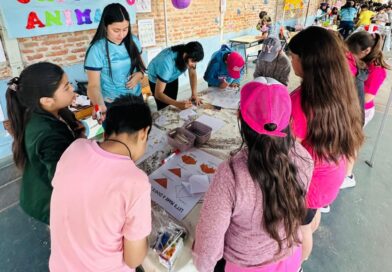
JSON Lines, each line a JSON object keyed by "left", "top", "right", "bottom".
{"left": 200, "top": 164, "right": 216, "bottom": 174}
{"left": 154, "top": 178, "right": 168, "bottom": 189}
{"left": 169, "top": 168, "right": 182, "bottom": 178}
{"left": 181, "top": 155, "right": 197, "bottom": 165}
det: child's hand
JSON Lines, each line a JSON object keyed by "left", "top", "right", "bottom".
{"left": 176, "top": 100, "right": 192, "bottom": 110}
{"left": 219, "top": 78, "right": 229, "bottom": 89}
{"left": 191, "top": 95, "right": 203, "bottom": 106}
{"left": 92, "top": 104, "right": 107, "bottom": 124}
{"left": 126, "top": 72, "right": 143, "bottom": 89}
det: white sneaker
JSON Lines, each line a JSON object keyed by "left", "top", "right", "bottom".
{"left": 320, "top": 205, "right": 330, "bottom": 213}
{"left": 340, "top": 175, "right": 356, "bottom": 189}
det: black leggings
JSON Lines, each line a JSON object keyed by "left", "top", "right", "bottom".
{"left": 214, "top": 258, "right": 226, "bottom": 272}
{"left": 149, "top": 79, "right": 179, "bottom": 110}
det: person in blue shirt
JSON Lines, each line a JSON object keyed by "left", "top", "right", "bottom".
{"left": 339, "top": 1, "right": 357, "bottom": 38}
{"left": 147, "top": 42, "right": 204, "bottom": 110}
{"left": 85, "top": 3, "right": 146, "bottom": 123}
{"left": 203, "top": 45, "right": 245, "bottom": 89}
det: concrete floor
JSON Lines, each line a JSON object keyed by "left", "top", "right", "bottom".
{"left": 1, "top": 59, "right": 391, "bottom": 272}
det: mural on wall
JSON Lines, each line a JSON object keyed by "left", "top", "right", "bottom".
{"left": 284, "top": 0, "right": 304, "bottom": 10}
{"left": 284, "top": 0, "right": 304, "bottom": 17}
{"left": 0, "top": 0, "right": 136, "bottom": 38}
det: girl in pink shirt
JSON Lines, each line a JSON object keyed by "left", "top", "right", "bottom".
{"left": 342, "top": 31, "right": 390, "bottom": 188}
{"left": 193, "top": 77, "right": 314, "bottom": 272}
{"left": 347, "top": 31, "right": 389, "bottom": 126}
{"left": 288, "top": 27, "right": 364, "bottom": 216}
{"left": 50, "top": 95, "right": 152, "bottom": 272}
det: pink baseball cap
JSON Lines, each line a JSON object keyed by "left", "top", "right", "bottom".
{"left": 240, "top": 77, "right": 291, "bottom": 137}
{"left": 227, "top": 51, "right": 245, "bottom": 79}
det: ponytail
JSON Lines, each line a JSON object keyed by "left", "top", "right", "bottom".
{"left": 365, "top": 33, "right": 391, "bottom": 69}
{"left": 5, "top": 62, "right": 65, "bottom": 169}
{"left": 347, "top": 31, "right": 391, "bottom": 69}
{"left": 6, "top": 77, "right": 29, "bottom": 168}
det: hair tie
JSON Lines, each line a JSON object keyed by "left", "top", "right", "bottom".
{"left": 7, "top": 77, "right": 19, "bottom": 92}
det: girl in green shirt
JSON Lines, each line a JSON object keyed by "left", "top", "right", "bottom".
{"left": 6, "top": 62, "right": 83, "bottom": 224}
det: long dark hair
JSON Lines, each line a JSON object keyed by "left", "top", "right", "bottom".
{"left": 234, "top": 114, "right": 307, "bottom": 253}
{"left": 171, "top": 41, "right": 204, "bottom": 72}
{"left": 6, "top": 62, "right": 65, "bottom": 169}
{"left": 85, "top": 3, "right": 145, "bottom": 77}
{"left": 347, "top": 31, "right": 391, "bottom": 69}
{"left": 288, "top": 26, "right": 364, "bottom": 163}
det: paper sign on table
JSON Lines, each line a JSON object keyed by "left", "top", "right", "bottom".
{"left": 202, "top": 87, "right": 240, "bottom": 109}
{"left": 149, "top": 148, "right": 222, "bottom": 220}
{"left": 196, "top": 115, "right": 225, "bottom": 133}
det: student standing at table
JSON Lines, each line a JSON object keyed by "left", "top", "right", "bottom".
{"left": 5, "top": 62, "right": 83, "bottom": 224}
{"left": 85, "top": 3, "right": 146, "bottom": 123}
{"left": 203, "top": 45, "right": 245, "bottom": 89}
{"left": 254, "top": 36, "right": 291, "bottom": 86}
{"left": 288, "top": 27, "right": 364, "bottom": 215}
{"left": 50, "top": 95, "right": 152, "bottom": 272}
{"left": 147, "top": 41, "right": 204, "bottom": 110}
{"left": 342, "top": 31, "right": 389, "bottom": 189}
{"left": 193, "top": 78, "right": 315, "bottom": 272}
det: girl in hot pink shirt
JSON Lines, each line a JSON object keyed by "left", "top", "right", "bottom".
{"left": 347, "top": 31, "right": 389, "bottom": 126}
{"left": 342, "top": 31, "right": 390, "bottom": 189}
{"left": 288, "top": 27, "right": 364, "bottom": 218}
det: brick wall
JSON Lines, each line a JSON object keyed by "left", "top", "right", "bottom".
{"left": 0, "top": 0, "right": 321, "bottom": 79}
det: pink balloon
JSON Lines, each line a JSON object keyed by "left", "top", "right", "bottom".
{"left": 126, "top": 0, "right": 136, "bottom": 5}
{"left": 172, "top": 0, "right": 191, "bottom": 9}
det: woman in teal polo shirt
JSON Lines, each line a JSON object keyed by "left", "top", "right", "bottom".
{"left": 5, "top": 62, "right": 83, "bottom": 224}
{"left": 85, "top": 3, "right": 145, "bottom": 123}
{"left": 147, "top": 41, "right": 204, "bottom": 110}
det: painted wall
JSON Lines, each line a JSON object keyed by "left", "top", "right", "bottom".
{"left": 0, "top": 0, "right": 322, "bottom": 159}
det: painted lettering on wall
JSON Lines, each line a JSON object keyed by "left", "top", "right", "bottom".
{"left": 0, "top": 1, "right": 136, "bottom": 38}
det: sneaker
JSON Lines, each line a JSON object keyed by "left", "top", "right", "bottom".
{"left": 340, "top": 174, "right": 356, "bottom": 189}
{"left": 320, "top": 205, "right": 330, "bottom": 213}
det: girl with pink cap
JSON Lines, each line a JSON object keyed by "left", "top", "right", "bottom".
{"left": 193, "top": 77, "right": 314, "bottom": 272}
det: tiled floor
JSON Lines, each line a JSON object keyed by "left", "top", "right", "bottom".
{"left": 1, "top": 60, "right": 391, "bottom": 272}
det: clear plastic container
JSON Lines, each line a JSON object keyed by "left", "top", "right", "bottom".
{"left": 185, "top": 121, "right": 212, "bottom": 146}
{"left": 167, "top": 127, "right": 196, "bottom": 152}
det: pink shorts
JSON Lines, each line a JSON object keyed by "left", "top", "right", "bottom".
{"left": 224, "top": 246, "right": 302, "bottom": 272}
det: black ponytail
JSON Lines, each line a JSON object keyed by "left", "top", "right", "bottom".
{"left": 5, "top": 62, "right": 65, "bottom": 169}
{"left": 171, "top": 41, "right": 204, "bottom": 72}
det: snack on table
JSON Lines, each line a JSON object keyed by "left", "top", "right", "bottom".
{"left": 181, "top": 155, "right": 197, "bottom": 165}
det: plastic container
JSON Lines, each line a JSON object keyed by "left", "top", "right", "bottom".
{"left": 185, "top": 121, "right": 212, "bottom": 146}
{"left": 167, "top": 127, "right": 196, "bottom": 152}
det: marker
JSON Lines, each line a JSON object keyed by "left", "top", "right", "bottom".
{"left": 162, "top": 150, "right": 180, "bottom": 164}
{"left": 94, "top": 105, "right": 101, "bottom": 120}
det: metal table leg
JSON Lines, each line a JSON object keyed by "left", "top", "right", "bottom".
{"left": 365, "top": 87, "right": 392, "bottom": 167}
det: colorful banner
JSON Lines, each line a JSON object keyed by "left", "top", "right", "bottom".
{"left": 0, "top": 0, "right": 136, "bottom": 38}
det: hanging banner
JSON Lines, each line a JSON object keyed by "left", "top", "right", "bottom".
{"left": 0, "top": 0, "right": 136, "bottom": 39}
